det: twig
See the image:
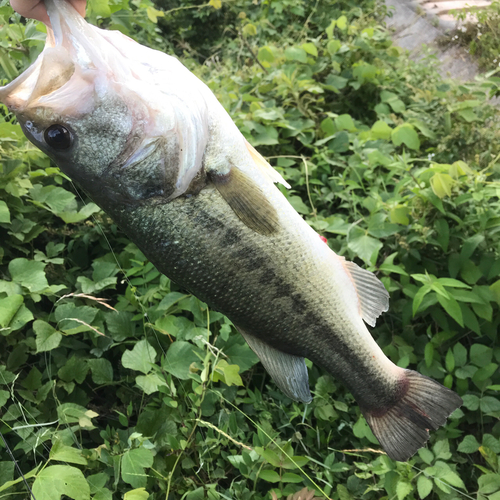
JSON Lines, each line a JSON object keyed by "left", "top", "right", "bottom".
{"left": 239, "top": 31, "right": 268, "bottom": 73}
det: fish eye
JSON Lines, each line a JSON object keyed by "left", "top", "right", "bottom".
{"left": 44, "top": 124, "right": 72, "bottom": 151}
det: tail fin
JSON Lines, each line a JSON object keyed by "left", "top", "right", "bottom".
{"left": 363, "top": 370, "right": 462, "bottom": 462}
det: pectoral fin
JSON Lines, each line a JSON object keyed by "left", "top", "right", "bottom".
{"left": 237, "top": 327, "right": 312, "bottom": 404}
{"left": 210, "top": 168, "right": 280, "bottom": 236}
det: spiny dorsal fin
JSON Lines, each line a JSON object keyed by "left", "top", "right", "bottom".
{"left": 210, "top": 167, "right": 280, "bottom": 236}
{"left": 245, "top": 140, "right": 291, "bottom": 189}
{"left": 237, "top": 327, "right": 312, "bottom": 404}
{"left": 343, "top": 261, "right": 389, "bottom": 327}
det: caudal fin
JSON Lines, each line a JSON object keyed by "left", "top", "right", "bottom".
{"left": 363, "top": 370, "right": 462, "bottom": 462}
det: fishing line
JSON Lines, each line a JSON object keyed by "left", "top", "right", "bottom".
{"left": 0, "top": 430, "right": 37, "bottom": 500}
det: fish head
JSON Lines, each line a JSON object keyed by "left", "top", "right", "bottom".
{"left": 0, "top": 0, "right": 211, "bottom": 202}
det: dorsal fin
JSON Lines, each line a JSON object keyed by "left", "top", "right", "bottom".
{"left": 343, "top": 261, "right": 389, "bottom": 327}
{"left": 237, "top": 327, "right": 312, "bottom": 404}
{"left": 245, "top": 140, "right": 291, "bottom": 189}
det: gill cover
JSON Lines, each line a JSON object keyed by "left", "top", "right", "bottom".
{"left": 0, "top": 0, "right": 210, "bottom": 199}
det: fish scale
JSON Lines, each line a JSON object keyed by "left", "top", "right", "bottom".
{"left": 0, "top": 0, "right": 463, "bottom": 461}
{"left": 104, "top": 185, "right": 400, "bottom": 408}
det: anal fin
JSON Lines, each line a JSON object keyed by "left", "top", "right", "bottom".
{"left": 210, "top": 168, "right": 280, "bottom": 236}
{"left": 237, "top": 327, "right": 312, "bottom": 404}
{"left": 343, "top": 261, "right": 389, "bottom": 327}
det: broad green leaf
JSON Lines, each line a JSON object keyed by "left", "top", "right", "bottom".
{"left": 371, "top": 120, "right": 392, "bottom": 140}
{"left": 9, "top": 258, "right": 48, "bottom": 293}
{"left": 32, "top": 465, "right": 90, "bottom": 500}
{"left": 258, "top": 46, "right": 275, "bottom": 65}
{"left": 121, "top": 448, "right": 154, "bottom": 488}
{"left": 301, "top": 42, "right": 317, "bottom": 57}
{"left": 50, "top": 440, "right": 88, "bottom": 465}
{"left": 242, "top": 23, "right": 257, "bottom": 37}
{"left": 461, "top": 234, "right": 484, "bottom": 261}
{"left": 124, "top": 489, "right": 150, "bottom": 500}
{"left": 348, "top": 233, "right": 382, "bottom": 265}
{"left": 34, "top": 320, "right": 62, "bottom": 353}
{"left": 434, "top": 219, "right": 449, "bottom": 251}
{"left": 136, "top": 373, "right": 168, "bottom": 395}
{"left": 121, "top": 339, "right": 157, "bottom": 374}
{"left": 259, "top": 470, "right": 281, "bottom": 482}
{"left": 163, "top": 341, "right": 203, "bottom": 380}
{"left": 212, "top": 360, "right": 243, "bottom": 386}
{"left": 470, "top": 344, "right": 492, "bottom": 366}
{"left": 396, "top": 480, "right": 412, "bottom": 500}
{"left": 457, "top": 435, "right": 480, "bottom": 454}
{"left": 389, "top": 206, "right": 409, "bottom": 225}
{"left": 480, "top": 396, "right": 500, "bottom": 413}
{"left": 436, "top": 294, "right": 463, "bottom": 326}
{"left": 490, "top": 279, "right": 500, "bottom": 305}
{"left": 413, "top": 285, "right": 431, "bottom": 316}
{"left": 336, "top": 15, "right": 347, "bottom": 30}
{"left": 430, "top": 173, "right": 454, "bottom": 199}
{"left": 0, "top": 200, "right": 10, "bottom": 223}
{"left": 281, "top": 472, "right": 303, "bottom": 483}
{"left": 335, "top": 114, "right": 356, "bottom": 132}
{"left": 0, "top": 295, "right": 23, "bottom": 328}
{"left": 417, "top": 475, "right": 433, "bottom": 499}
{"left": 391, "top": 124, "right": 420, "bottom": 150}
{"left": 87, "top": 358, "right": 113, "bottom": 384}
{"left": 146, "top": 6, "right": 164, "bottom": 23}
{"left": 284, "top": 47, "right": 307, "bottom": 63}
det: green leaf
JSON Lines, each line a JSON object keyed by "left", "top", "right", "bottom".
{"left": 258, "top": 46, "right": 275, "bottom": 67}
{"left": 301, "top": 42, "right": 317, "bottom": 57}
{"left": 123, "top": 489, "right": 150, "bottom": 500}
{"left": 417, "top": 476, "right": 433, "bottom": 499}
{"left": 163, "top": 341, "right": 203, "bottom": 380}
{"left": 136, "top": 373, "right": 168, "bottom": 395}
{"left": 284, "top": 47, "right": 307, "bottom": 63}
{"left": 436, "top": 294, "right": 463, "bottom": 326}
{"left": 457, "top": 435, "right": 480, "bottom": 453}
{"left": 470, "top": 344, "right": 492, "bottom": 366}
{"left": 32, "top": 465, "right": 90, "bottom": 500}
{"left": 371, "top": 120, "right": 392, "bottom": 140}
{"left": 413, "top": 285, "right": 431, "bottom": 316}
{"left": 9, "top": 258, "right": 48, "bottom": 293}
{"left": 121, "top": 339, "right": 157, "bottom": 374}
{"left": 396, "top": 480, "right": 412, "bottom": 500}
{"left": 430, "top": 173, "right": 454, "bottom": 199}
{"left": 335, "top": 114, "right": 356, "bottom": 132}
{"left": 0, "top": 200, "right": 10, "bottom": 223}
{"left": 480, "top": 396, "right": 500, "bottom": 413}
{"left": 281, "top": 472, "right": 303, "bottom": 483}
{"left": 259, "top": 470, "right": 281, "bottom": 482}
{"left": 391, "top": 124, "right": 420, "bottom": 150}
{"left": 34, "top": 320, "right": 62, "bottom": 353}
{"left": 461, "top": 234, "right": 484, "bottom": 261}
{"left": 348, "top": 233, "right": 382, "bottom": 265}
{"left": 87, "top": 358, "right": 114, "bottom": 384}
{"left": 242, "top": 23, "right": 257, "bottom": 37}
{"left": 121, "top": 448, "right": 154, "bottom": 488}
{"left": 50, "top": 440, "right": 88, "bottom": 465}
{"left": 0, "top": 295, "right": 23, "bottom": 328}
{"left": 336, "top": 15, "right": 347, "bottom": 30}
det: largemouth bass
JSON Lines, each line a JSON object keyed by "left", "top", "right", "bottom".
{"left": 0, "top": 0, "right": 461, "bottom": 461}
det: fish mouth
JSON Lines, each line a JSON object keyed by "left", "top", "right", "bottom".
{"left": 0, "top": 0, "right": 117, "bottom": 114}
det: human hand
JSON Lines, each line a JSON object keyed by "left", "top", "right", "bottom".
{"left": 10, "top": 0, "right": 86, "bottom": 24}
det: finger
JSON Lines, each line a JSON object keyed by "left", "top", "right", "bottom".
{"left": 10, "top": 0, "right": 50, "bottom": 23}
